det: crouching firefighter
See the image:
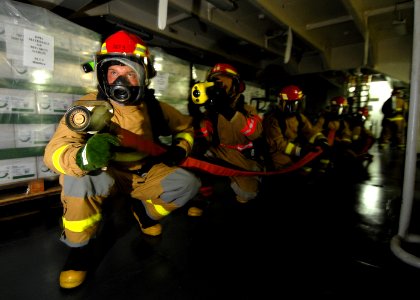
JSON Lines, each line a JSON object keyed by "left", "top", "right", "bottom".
{"left": 43, "top": 30, "right": 201, "bottom": 289}
{"left": 262, "top": 85, "right": 331, "bottom": 177}
{"left": 187, "top": 63, "right": 264, "bottom": 217}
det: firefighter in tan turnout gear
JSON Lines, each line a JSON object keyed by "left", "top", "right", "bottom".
{"left": 44, "top": 30, "right": 201, "bottom": 289}
{"left": 378, "top": 88, "right": 408, "bottom": 150}
{"left": 188, "top": 63, "right": 264, "bottom": 216}
{"left": 313, "top": 96, "right": 354, "bottom": 171}
{"left": 262, "top": 85, "right": 330, "bottom": 174}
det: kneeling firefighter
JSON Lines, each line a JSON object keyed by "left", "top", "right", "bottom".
{"left": 44, "top": 30, "right": 201, "bottom": 289}
{"left": 188, "top": 63, "right": 264, "bottom": 216}
{"left": 262, "top": 85, "right": 330, "bottom": 175}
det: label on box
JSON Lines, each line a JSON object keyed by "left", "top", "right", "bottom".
{"left": 36, "top": 91, "right": 73, "bottom": 115}
{"left": 14, "top": 124, "right": 56, "bottom": 147}
{"left": 0, "top": 88, "right": 36, "bottom": 114}
{"left": 0, "top": 157, "right": 37, "bottom": 184}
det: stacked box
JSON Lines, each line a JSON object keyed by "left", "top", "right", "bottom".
{"left": 0, "top": 157, "right": 37, "bottom": 185}
{"left": 36, "top": 156, "right": 58, "bottom": 180}
{"left": 0, "top": 1, "right": 101, "bottom": 187}
{"left": 14, "top": 124, "right": 56, "bottom": 148}
{"left": 36, "top": 91, "right": 74, "bottom": 115}
{"left": 0, "top": 124, "right": 15, "bottom": 149}
{"left": 0, "top": 88, "right": 36, "bottom": 114}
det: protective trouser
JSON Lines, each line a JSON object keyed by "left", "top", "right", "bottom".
{"left": 59, "top": 163, "right": 201, "bottom": 247}
{"left": 379, "top": 117, "right": 406, "bottom": 147}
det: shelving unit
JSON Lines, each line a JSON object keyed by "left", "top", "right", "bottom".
{"left": 0, "top": 1, "right": 100, "bottom": 207}
{"left": 0, "top": 178, "right": 61, "bottom": 206}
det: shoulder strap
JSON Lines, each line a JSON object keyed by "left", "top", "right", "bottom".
{"left": 144, "top": 89, "right": 171, "bottom": 142}
{"left": 274, "top": 109, "right": 287, "bottom": 135}
{"left": 296, "top": 113, "right": 304, "bottom": 133}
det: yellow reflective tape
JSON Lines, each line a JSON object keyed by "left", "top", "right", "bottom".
{"left": 297, "top": 91, "right": 303, "bottom": 99}
{"left": 175, "top": 132, "right": 194, "bottom": 149}
{"left": 310, "top": 132, "right": 323, "bottom": 143}
{"left": 100, "top": 42, "right": 107, "bottom": 54}
{"left": 302, "top": 166, "right": 312, "bottom": 173}
{"left": 52, "top": 145, "right": 69, "bottom": 175}
{"left": 134, "top": 43, "right": 147, "bottom": 57}
{"left": 62, "top": 213, "right": 102, "bottom": 233}
{"left": 285, "top": 142, "right": 295, "bottom": 155}
{"left": 388, "top": 116, "right": 405, "bottom": 121}
{"left": 146, "top": 199, "right": 170, "bottom": 216}
{"left": 225, "top": 68, "right": 238, "bottom": 76}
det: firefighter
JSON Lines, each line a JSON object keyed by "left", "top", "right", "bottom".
{"left": 313, "top": 96, "right": 353, "bottom": 170}
{"left": 349, "top": 106, "right": 375, "bottom": 163}
{"left": 378, "top": 88, "right": 408, "bottom": 150}
{"left": 43, "top": 30, "right": 201, "bottom": 289}
{"left": 262, "top": 85, "right": 329, "bottom": 175}
{"left": 187, "top": 63, "right": 264, "bottom": 217}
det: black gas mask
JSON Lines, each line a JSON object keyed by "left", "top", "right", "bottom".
{"left": 109, "top": 75, "right": 143, "bottom": 104}
{"left": 96, "top": 57, "right": 146, "bottom": 105}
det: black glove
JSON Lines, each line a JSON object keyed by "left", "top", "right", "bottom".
{"left": 160, "top": 145, "right": 187, "bottom": 166}
{"left": 205, "top": 83, "right": 236, "bottom": 121}
{"left": 297, "top": 144, "right": 319, "bottom": 157}
{"left": 336, "top": 140, "right": 351, "bottom": 149}
{"left": 76, "top": 133, "right": 120, "bottom": 171}
{"left": 314, "top": 137, "right": 330, "bottom": 151}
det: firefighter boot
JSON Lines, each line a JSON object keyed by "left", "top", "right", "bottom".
{"left": 131, "top": 199, "right": 162, "bottom": 236}
{"left": 187, "top": 186, "right": 214, "bottom": 217}
{"left": 59, "top": 245, "right": 92, "bottom": 289}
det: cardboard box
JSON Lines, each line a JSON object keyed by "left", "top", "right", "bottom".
{"left": 14, "top": 123, "right": 56, "bottom": 148}
{"left": 0, "top": 88, "right": 36, "bottom": 114}
{"left": 0, "top": 52, "right": 13, "bottom": 79}
{"left": 36, "top": 91, "right": 74, "bottom": 115}
{"left": 0, "top": 124, "right": 15, "bottom": 149}
{"left": 0, "top": 157, "right": 37, "bottom": 185}
{"left": 36, "top": 156, "right": 58, "bottom": 179}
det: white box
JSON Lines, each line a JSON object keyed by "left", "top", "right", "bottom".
{"left": 0, "top": 52, "right": 13, "bottom": 79}
{"left": 52, "top": 61, "right": 84, "bottom": 86}
{"left": 0, "top": 88, "right": 36, "bottom": 114}
{"left": 0, "top": 157, "right": 37, "bottom": 185}
{"left": 36, "top": 91, "right": 73, "bottom": 115}
{"left": 0, "top": 124, "right": 15, "bottom": 149}
{"left": 36, "top": 156, "right": 58, "bottom": 179}
{"left": 14, "top": 123, "right": 56, "bottom": 148}
{"left": 71, "top": 35, "right": 101, "bottom": 56}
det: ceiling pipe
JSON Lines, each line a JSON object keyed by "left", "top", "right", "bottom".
{"left": 158, "top": 0, "right": 168, "bottom": 30}
{"left": 206, "top": 0, "right": 238, "bottom": 12}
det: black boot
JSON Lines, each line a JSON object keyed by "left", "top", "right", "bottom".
{"left": 131, "top": 199, "right": 162, "bottom": 236}
{"left": 59, "top": 244, "right": 92, "bottom": 289}
{"left": 187, "top": 185, "right": 214, "bottom": 217}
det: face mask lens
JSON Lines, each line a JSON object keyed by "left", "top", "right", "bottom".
{"left": 110, "top": 86, "right": 130, "bottom": 102}
{"left": 285, "top": 101, "right": 299, "bottom": 113}
{"left": 108, "top": 76, "right": 130, "bottom": 102}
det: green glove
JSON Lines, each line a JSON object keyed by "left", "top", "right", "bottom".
{"left": 76, "top": 133, "right": 120, "bottom": 171}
